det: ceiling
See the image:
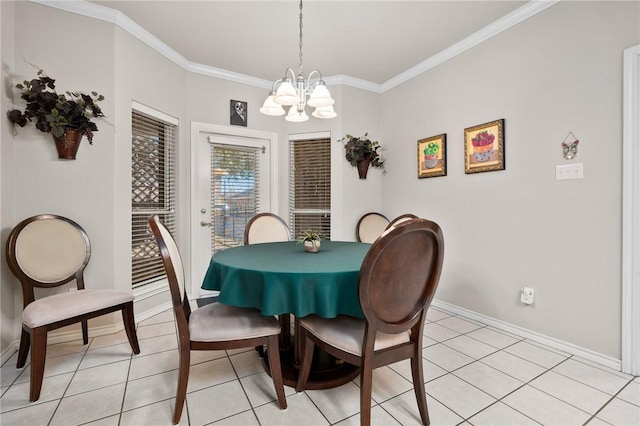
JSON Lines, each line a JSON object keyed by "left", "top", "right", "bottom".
{"left": 90, "top": 1, "right": 529, "bottom": 86}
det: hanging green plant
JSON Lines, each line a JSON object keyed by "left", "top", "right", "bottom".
{"left": 338, "top": 132, "right": 385, "bottom": 172}
{"left": 7, "top": 69, "right": 105, "bottom": 144}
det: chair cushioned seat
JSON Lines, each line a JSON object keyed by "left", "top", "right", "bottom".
{"left": 300, "top": 315, "right": 410, "bottom": 356}
{"left": 22, "top": 289, "right": 134, "bottom": 328}
{"left": 189, "top": 302, "right": 280, "bottom": 342}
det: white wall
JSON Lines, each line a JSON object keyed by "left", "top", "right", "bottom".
{"left": 337, "top": 86, "right": 383, "bottom": 240}
{"left": 0, "top": 1, "right": 382, "bottom": 358}
{"left": 1, "top": 0, "right": 17, "bottom": 363}
{"left": 3, "top": 0, "right": 636, "bottom": 365}
{"left": 379, "top": 1, "right": 639, "bottom": 359}
{"left": 112, "top": 25, "right": 189, "bottom": 315}
{"left": 2, "top": 2, "right": 120, "bottom": 351}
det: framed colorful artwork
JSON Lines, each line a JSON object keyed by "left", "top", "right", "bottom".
{"left": 464, "top": 119, "right": 505, "bottom": 174}
{"left": 417, "top": 134, "right": 447, "bottom": 178}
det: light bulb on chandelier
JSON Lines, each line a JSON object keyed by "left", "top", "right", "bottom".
{"left": 259, "top": 0, "right": 336, "bottom": 122}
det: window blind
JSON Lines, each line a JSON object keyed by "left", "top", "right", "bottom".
{"left": 289, "top": 137, "right": 331, "bottom": 239}
{"left": 131, "top": 110, "right": 176, "bottom": 287}
{"left": 210, "top": 144, "right": 261, "bottom": 253}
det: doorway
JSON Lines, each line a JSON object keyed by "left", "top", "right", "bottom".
{"left": 190, "top": 123, "right": 279, "bottom": 298}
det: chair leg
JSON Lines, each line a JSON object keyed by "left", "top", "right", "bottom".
{"left": 121, "top": 303, "right": 141, "bottom": 354}
{"left": 266, "top": 335, "right": 287, "bottom": 409}
{"left": 359, "top": 359, "right": 374, "bottom": 426}
{"left": 29, "top": 327, "right": 48, "bottom": 402}
{"left": 81, "top": 320, "right": 89, "bottom": 345}
{"left": 411, "top": 352, "right": 430, "bottom": 425}
{"left": 16, "top": 329, "right": 30, "bottom": 368}
{"left": 173, "top": 346, "right": 190, "bottom": 425}
{"left": 295, "top": 332, "right": 315, "bottom": 393}
{"left": 255, "top": 345, "right": 265, "bottom": 357}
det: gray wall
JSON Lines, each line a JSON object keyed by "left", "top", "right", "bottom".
{"left": 379, "top": 1, "right": 639, "bottom": 359}
{"left": 1, "top": 1, "right": 637, "bottom": 363}
{"left": 1, "top": 0, "right": 17, "bottom": 361}
{"left": 0, "top": 1, "right": 382, "bottom": 361}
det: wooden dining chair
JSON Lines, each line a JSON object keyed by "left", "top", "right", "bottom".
{"left": 385, "top": 213, "right": 419, "bottom": 230}
{"left": 355, "top": 212, "right": 390, "bottom": 243}
{"left": 243, "top": 212, "right": 290, "bottom": 245}
{"left": 148, "top": 216, "right": 287, "bottom": 424}
{"left": 296, "top": 218, "right": 444, "bottom": 425}
{"left": 5, "top": 214, "right": 140, "bottom": 402}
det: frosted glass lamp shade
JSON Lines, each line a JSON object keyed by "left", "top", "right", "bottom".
{"left": 274, "top": 80, "right": 298, "bottom": 106}
{"left": 285, "top": 107, "right": 309, "bottom": 122}
{"left": 312, "top": 105, "right": 337, "bottom": 119}
{"left": 307, "top": 82, "right": 334, "bottom": 107}
{"left": 260, "top": 95, "right": 285, "bottom": 116}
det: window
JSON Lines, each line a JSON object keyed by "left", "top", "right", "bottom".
{"left": 289, "top": 134, "right": 331, "bottom": 239}
{"left": 210, "top": 143, "right": 262, "bottom": 253}
{"left": 131, "top": 105, "right": 177, "bottom": 288}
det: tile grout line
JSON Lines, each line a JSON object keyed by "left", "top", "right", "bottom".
{"left": 4, "top": 307, "right": 637, "bottom": 425}
{"left": 582, "top": 376, "right": 639, "bottom": 425}
{"left": 46, "top": 337, "right": 93, "bottom": 426}
{"left": 115, "top": 344, "right": 136, "bottom": 426}
{"left": 423, "top": 330, "right": 573, "bottom": 424}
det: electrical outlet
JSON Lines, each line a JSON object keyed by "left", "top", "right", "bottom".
{"left": 520, "top": 287, "right": 535, "bottom": 305}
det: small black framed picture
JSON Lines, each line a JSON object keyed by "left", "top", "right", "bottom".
{"left": 230, "top": 100, "right": 247, "bottom": 127}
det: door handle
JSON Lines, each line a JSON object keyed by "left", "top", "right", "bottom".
{"left": 200, "top": 221, "right": 212, "bottom": 227}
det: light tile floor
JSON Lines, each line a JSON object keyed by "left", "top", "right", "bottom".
{"left": 1, "top": 305, "right": 638, "bottom": 425}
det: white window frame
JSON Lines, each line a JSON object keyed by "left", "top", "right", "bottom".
{"left": 131, "top": 101, "right": 178, "bottom": 293}
{"left": 288, "top": 131, "right": 331, "bottom": 240}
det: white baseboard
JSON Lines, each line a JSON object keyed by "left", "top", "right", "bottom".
{"left": 431, "top": 299, "right": 622, "bottom": 371}
{"left": 1, "top": 342, "right": 19, "bottom": 365}
{"left": 135, "top": 301, "right": 173, "bottom": 324}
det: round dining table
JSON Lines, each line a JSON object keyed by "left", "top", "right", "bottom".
{"left": 201, "top": 240, "right": 371, "bottom": 389}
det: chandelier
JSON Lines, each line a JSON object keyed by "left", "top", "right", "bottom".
{"left": 259, "top": 0, "right": 336, "bottom": 122}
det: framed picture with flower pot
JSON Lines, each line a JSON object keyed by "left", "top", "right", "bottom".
{"left": 417, "top": 134, "right": 447, "bottom": 178}
{"left": 464, "top": 119, "right": 505, "bottom": 174}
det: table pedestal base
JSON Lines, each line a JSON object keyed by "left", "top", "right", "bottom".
{"left": 261, "top": 346, "right": 360, "bottom": 390}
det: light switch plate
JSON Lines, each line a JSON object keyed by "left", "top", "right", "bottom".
{"left": 556, "top": 163, "right": 583, "bottom": 180}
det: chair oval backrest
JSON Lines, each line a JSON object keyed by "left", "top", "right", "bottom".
{"left": 244, "top": 213, "right": 290, "bottom": 245}
{"left": 148, "top": 216, "right": 186, "bottom": 307}
{"left": 359, "top": 218, "right": 444, "bottom": 335}
{"left": 385, "top": 213, "right": 419, "bottom": 231}
{"left": 7, "top": 214, "right": 90, "bottom": 287}
{"left": 356, "top": 212, "right": 390, "bottom": 243}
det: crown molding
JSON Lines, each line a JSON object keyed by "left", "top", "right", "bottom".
{"left": 324, "top": 75, "right": 383, "bottom": 94}
{"left": 29, "top": 0, "right": 559, "bottom": 94}
{"left": 380, "top": 0, "right": 560, "bottom": 92}
{"left": 187, "top": 62, "right": 273, "bottom": 90}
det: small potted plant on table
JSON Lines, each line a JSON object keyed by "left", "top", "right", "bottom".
{"left": 297, "top": 229, "right": 323, "bottom": 253}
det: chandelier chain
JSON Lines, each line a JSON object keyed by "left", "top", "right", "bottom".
{"left": 260, "top": 0, "right": 335, "bottom": 121}
{"left": 298, "top": 0, "right": 303, "bottom": 76}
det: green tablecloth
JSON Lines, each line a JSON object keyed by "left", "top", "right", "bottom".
{"left": 201, "top": 241, "right": 370, "bottom": 318}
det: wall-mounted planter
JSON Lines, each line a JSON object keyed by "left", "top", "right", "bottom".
{"left": 357, "top": 157, "right": 371, "bottom": 179}
{"left": 53, "top": 129, "right": 84, "bottom": 160}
